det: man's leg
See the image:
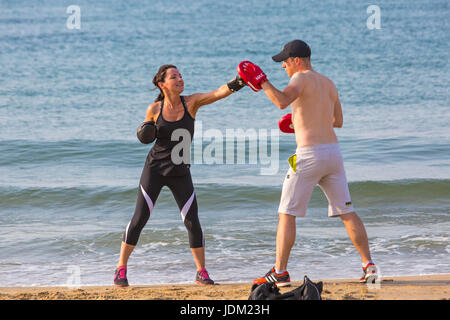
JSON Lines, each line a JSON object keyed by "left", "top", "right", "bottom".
{"left": 253, "top": 212, "right": 295, "bottom": 286}
{"left": 340, "top": 212, "right": 372, "bottom": 263}
{"left": 275, "top": 213, "right": 296, "bottom": 271}
{"left": 254, "top": 150, "right": 312, "bottom": 286}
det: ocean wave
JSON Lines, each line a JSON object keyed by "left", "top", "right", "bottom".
{"left": 1, "top": 179, "right": 449, "bottom": 210}
{"left": 2, "top": 136, "right": 449, "bottom": 168}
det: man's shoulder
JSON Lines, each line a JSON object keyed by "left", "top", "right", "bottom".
{"left": 289, "top": 71, "right": 308, "bottom": 87}
{"left": 291, "top": 70, "right": 331, "bottom": 83}
{"left": 310, "top": 72, "right": 337, "bottom": 94}
{"left": 314, "top": 71, "right": 336, "bottom": 87}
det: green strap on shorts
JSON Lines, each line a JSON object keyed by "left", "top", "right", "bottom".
{"left": 288, "top": 154, "right": 297, "bottom": 172}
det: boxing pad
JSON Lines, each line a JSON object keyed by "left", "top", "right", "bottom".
{"left": 136, "top": 121, "right": 157, "bottom": 144}
{"left": 278, "top": 113, "right": 295, "bottom": 133}
{"left": 237, "top": 61, "right": 267, "bottom": 92}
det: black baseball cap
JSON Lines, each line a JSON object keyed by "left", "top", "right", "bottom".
{"left": 272, "top": 40, "right": 311, "bottom": 62}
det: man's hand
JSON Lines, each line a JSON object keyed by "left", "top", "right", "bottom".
{"left": 237, "top": 61, "right": 268, "bottom": 91}
{"left": 279, "top": 113, "right": 295, "bottom": 133}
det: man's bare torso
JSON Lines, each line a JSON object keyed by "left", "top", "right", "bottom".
{"left": 290, "top": 70, "right": 339, "bottom": 147}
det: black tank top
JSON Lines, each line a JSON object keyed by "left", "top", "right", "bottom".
{"left": 148, "top": 96, "right": 195, "bottom": 176}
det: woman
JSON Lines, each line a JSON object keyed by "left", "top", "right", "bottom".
{"left": 114, "top": 64, "right": 246, "bottom": 286}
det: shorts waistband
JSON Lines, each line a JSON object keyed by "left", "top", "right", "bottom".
{"left": 296, "top": 143, "right": 339, "bottom": 153}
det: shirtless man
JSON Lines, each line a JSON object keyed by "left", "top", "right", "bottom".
{"left": 240, "top": 40, "right": 377, "bottom": 286}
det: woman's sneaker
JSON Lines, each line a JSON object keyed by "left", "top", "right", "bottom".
{"left": 114, "top": 266, "right": 129, "bottom": 287}
{"left": 195, "top": 268, "right": 215, "bottom": 285}
{"left": 253, "top": 267, "right": 291, "bottom": 287}
{"left": 360, "top": 263, "right": 378, "bottom": 283}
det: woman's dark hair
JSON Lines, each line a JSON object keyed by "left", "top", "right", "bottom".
{"left": 152, "top": 64, "right": 177, "bottom": 102}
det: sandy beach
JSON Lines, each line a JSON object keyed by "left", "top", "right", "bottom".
{"left": 1, "top": 274, "right": 448, "bottom": 300}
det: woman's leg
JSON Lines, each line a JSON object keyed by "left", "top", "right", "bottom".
{"left": 167, "top": 172, "right": 205, "bottom": 269}
{"left": 190, "top": 247, "right": 205, "bottom": 271}
{"left": 117, "top": 165, "right": 163, "bottom": 268}
{"left": 117, "top": 242, "right": 135, "bottom": 269}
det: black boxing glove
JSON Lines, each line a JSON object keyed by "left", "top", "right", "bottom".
{"left": 227, "top": 75, "right": 246, "bottom": 92}
{"left": 136, "top": 121, "right": 156, "bottom": 144}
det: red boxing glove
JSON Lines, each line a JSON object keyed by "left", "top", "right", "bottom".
{"left": 237, "top": 61, "right": 268, "bottom": 92}
{"left": 279, "top": 113, "right": 295, "bottom": 133}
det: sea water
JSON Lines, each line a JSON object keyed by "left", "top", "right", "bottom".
{"left": 0, "top": 0, "right": 449, "bottom": 286}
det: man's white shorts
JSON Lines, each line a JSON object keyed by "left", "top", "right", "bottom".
{"left": 278, "top": 143, "right": 355, "bottom": 217}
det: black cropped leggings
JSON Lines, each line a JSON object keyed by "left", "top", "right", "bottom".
{"left": 123, "top": 163, "right": 204, "bottom": 248}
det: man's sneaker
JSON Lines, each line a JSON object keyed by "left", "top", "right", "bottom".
{"left": 253, "top": 267, "right": 291, "bottom": 287}
{"left": 195, "top": 268, "right": 215, "bottom": 285}
{"left": 360, "top": 263, "right": 378, "bottom": 283}
{"left": 114, "top": 266, "right": 129, "bottom": 287}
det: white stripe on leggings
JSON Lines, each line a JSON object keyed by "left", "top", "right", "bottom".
{"left": 140, "top": 184, "right": 154, "bottom": 213}
{"left": 124, "top": 185, "right": 154, "bottom": 244}
{"left": 180, "top": 192, "right": 195, "bottom": 222}
{"left": 124, "top": 221, "right": 131, "bottom": 244}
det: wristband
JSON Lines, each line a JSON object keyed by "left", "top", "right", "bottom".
{"left": 227, "top": 75, "right": 246, "bottom": 92}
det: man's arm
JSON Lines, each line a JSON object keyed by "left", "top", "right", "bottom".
{"left": 333, "top": 93, "right": 343, "bottom": 128}
{"left": 260, "top": 74, "right": 303, "bottom": 109}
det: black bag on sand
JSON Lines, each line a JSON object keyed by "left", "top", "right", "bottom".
{"left": 248, "top": 282, "right": 281, "bottom": 300}
{"left": 249, "top": 276, "right": 323, "bottom": 300}
{"left": 277, "top": 276, "right": 323, "bottom": 300}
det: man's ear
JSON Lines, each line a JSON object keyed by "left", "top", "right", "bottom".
{"left": 293, "top": 57, "right": 302, "bottom": 65}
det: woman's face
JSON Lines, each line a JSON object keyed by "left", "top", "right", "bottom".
{"left": 159, "top": 68, "right": 184, "bottom": 94}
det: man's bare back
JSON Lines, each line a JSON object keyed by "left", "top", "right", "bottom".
{"left": 289, "top": 70, "right": 342, "bottom": 147}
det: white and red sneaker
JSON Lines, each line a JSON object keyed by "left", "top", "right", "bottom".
{"left": 253, "top": 267, "right": 291, "bottom": 287}
{"left": 360, "top": 262, "right": 378, "bottom": 283}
